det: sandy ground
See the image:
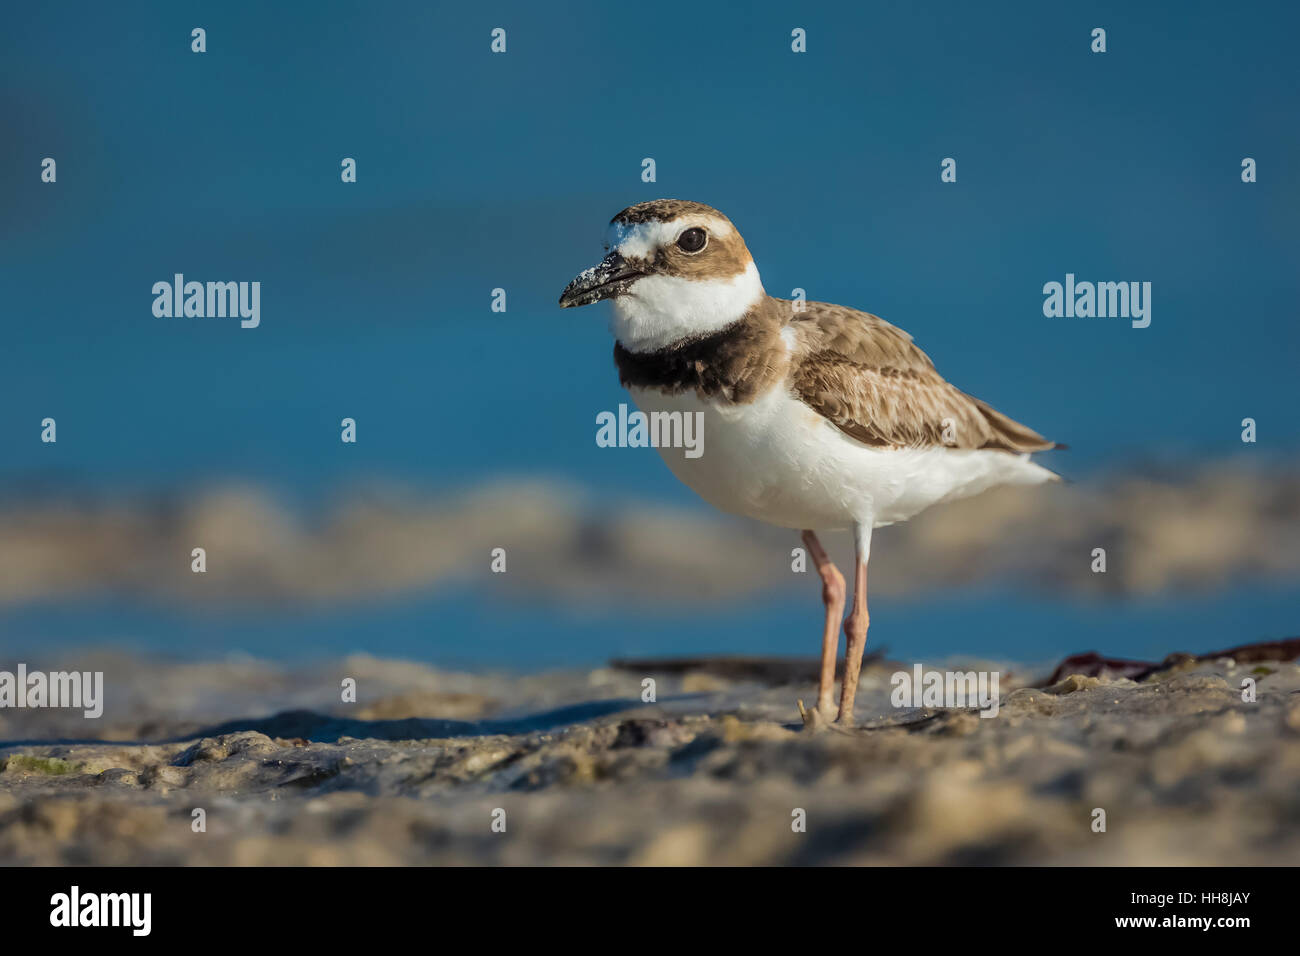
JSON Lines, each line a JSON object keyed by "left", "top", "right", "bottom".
{"left": 2, "top": 650, "right": 1299, "bottom": 865}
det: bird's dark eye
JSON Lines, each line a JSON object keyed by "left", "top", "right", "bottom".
{"left": 676, "top": 227, "right": 707, "bottom": 253}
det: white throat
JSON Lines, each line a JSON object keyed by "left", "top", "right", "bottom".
{"left": 610, "top": 260, "right": 764, "bottom": 353}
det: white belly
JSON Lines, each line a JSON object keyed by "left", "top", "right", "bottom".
{"left": 628, "top": 385, "right": 1056, "bottom": 530}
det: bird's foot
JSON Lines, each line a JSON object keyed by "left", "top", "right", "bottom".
{"left": 797, "top": 699, "right": 836, "bottom": 732}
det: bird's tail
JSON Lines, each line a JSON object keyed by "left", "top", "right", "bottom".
{"left": 971, "top": 396, "right": 1062, "bottom": 454}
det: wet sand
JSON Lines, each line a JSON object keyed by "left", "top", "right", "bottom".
{"left": 2, "top": 650, "right": 1298, "bottom": 865}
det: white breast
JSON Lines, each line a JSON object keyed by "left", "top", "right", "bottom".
{"left": 627, "top": 384, "right": 1056, "bottom": 531}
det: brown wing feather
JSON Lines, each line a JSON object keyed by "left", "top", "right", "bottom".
{"left": 787, "top": 302, "right": 1058, "bottom": 453}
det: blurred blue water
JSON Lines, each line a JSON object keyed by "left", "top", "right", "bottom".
{"left": 4, "top": 584, "right": 1298, "bottom": 672}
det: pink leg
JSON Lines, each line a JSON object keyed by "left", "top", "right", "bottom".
{"left": 837, "top": 531, "right": 871, "bottom": 725}
{"left": 801, "top": 530, "right": 844, "bottom": 719}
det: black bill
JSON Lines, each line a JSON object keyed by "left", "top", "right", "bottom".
{"left": 558, "top": 252, "right": 645, "bottom": 308}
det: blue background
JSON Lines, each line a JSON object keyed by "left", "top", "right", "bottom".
{"left": 2, "top": 1, "right": 1297, "bottom": 667}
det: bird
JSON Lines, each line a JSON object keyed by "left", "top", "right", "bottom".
{"left": 559, "top": 199, "right": 1062, "bottom": 727}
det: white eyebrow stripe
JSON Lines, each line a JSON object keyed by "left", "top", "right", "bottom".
{"left": 606, "top": 217, "right": 734, "bottom": 259}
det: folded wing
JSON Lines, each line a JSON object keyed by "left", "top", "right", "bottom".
{"left": 787, "top": 303, "right": 1059, "bottom": 453}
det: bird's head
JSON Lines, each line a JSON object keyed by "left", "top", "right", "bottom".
{"left": 559, "top": 199, "right": 765, "bottom": 353}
